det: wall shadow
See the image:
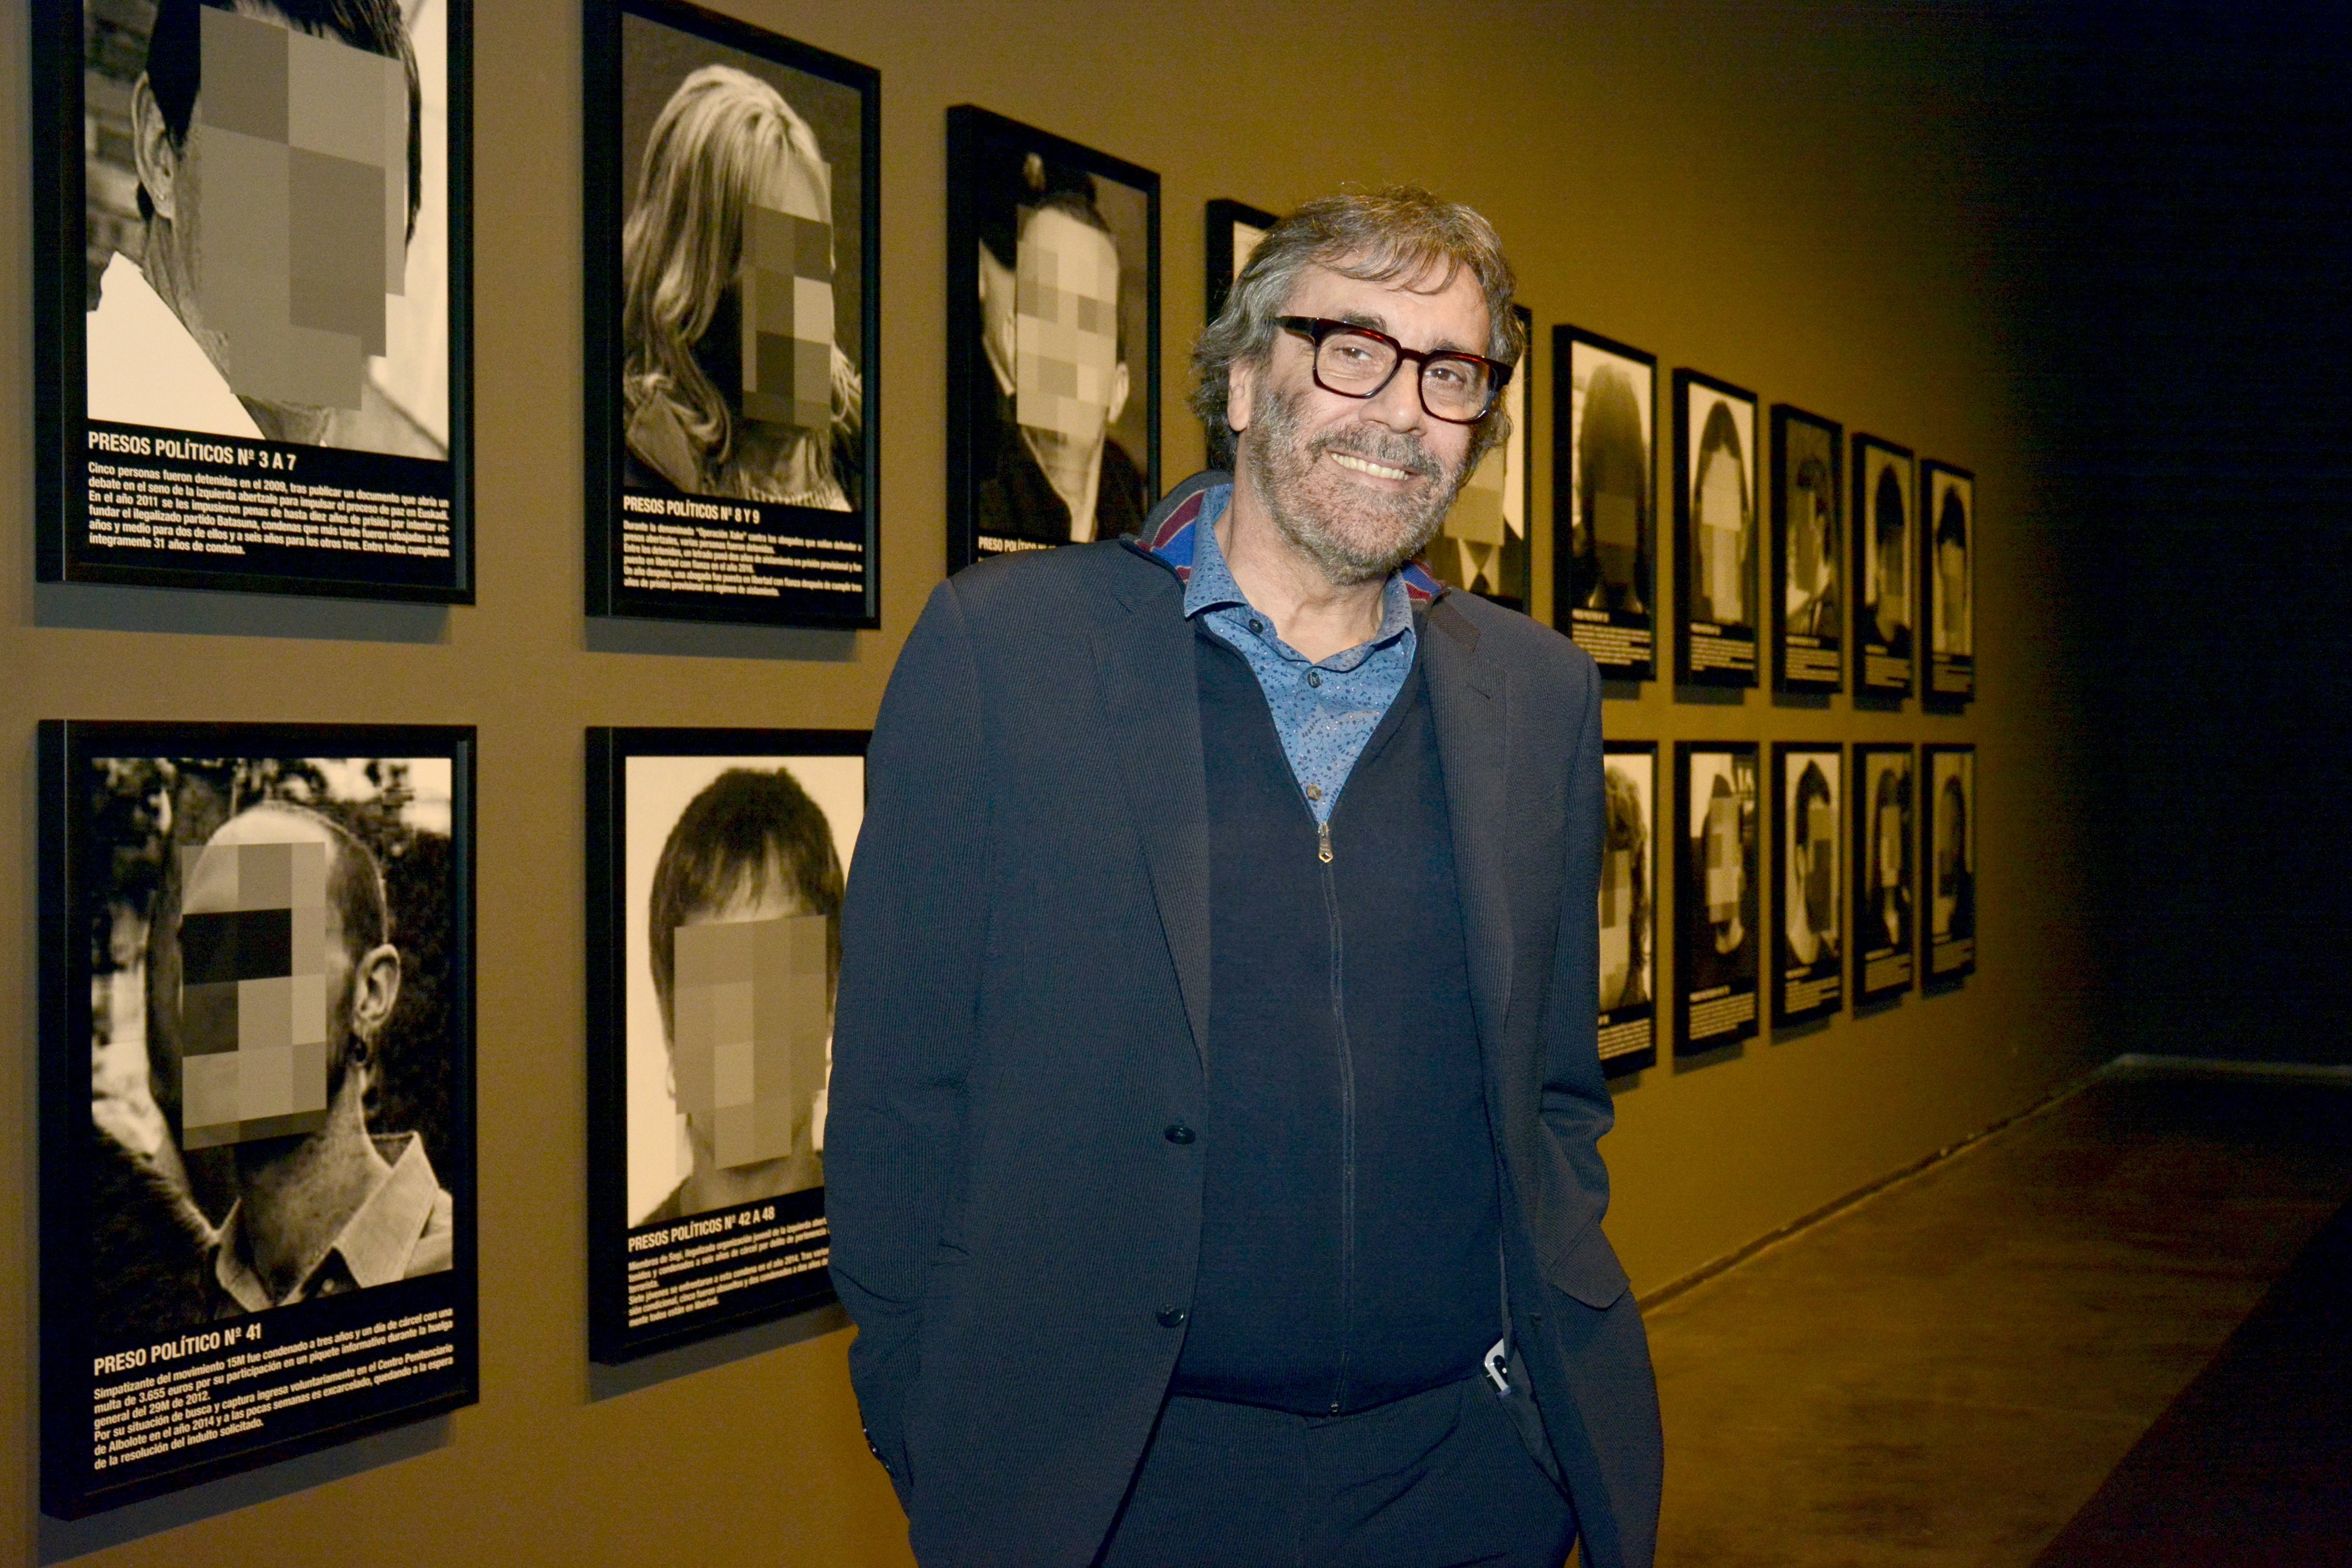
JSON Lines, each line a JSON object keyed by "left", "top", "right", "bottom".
{"left": 585, "top": 1303, "right": 849, "bottom": 1404}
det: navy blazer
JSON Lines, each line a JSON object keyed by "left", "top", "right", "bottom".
{"left": 828, "top": 476, "right": 1663, "bottom": 1568}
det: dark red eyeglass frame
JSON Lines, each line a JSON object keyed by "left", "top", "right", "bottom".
{"left": 1276, "top": 315, "right": 1512, "bottom": 423}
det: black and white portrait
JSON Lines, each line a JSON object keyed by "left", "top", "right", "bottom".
{"left": 622, "top": 751, "right": 862, "bottom": 1225}
{"left": 949, "top": 106, "right": 1158, "bottom": 567}
{"left": 1678, "top": 743, "right": 1760, "bottom": 1051}
{"left": 1676, "top": 370, "right": 1760, "bottom": 685}
{"left": 586, "top": 1, "right": 878, "bottom": 625}
{"left": 1772, "top": 406, "right": 1843, "bottom": 692}
{"left": 1204, "top": 197, "right": 1275, "bottom": 326}
{"left": 43, "top": 0, "right": 473, "bottom": 599}
{"left": 1774, "top": 744, "right": 1843, "bottom": 1024}
{"left": 1426, "top": 303, "right": 1531, "bottom": 609}
{"left": 1926, "top": 744, "right": 1977, "bottom": 978}
{"left": 1555, "top": 327, "right": 1656, "bottom": 677}
{"left": 1599, "top": 742, "right": 1658, "bottom": 1074}
{"left": 42, "top": 723, "right": 476, "bottom": 1515}
{"left": 1854, "top": 743, "right": 1917, "bottom": 1000}
{"left": 1923, "top": 461, "right": 1977, "bottom": 700}
{"left": 1853, "top": 435, "right": 1916, "bottom": 694}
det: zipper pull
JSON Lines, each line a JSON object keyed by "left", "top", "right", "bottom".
{"left": 1317, "top": 820, "right": 1333, "bottom": 864}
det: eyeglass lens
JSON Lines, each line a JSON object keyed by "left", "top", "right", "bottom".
{"left": 1314, "top": 329, "right": 1495, "bottom": 421}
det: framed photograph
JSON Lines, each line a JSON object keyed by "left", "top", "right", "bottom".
{"left": 583, "top": 0, "right": 878, "bottom": 627}
{"left": 1772, "top": 743, "right": 1844, "bottom": 1026}
{"left": 1599, "top": 741, "right": 1659, "bottom": 1076}
{"left": 1853, "top": 742, "right": 1917, "bottom": 1001}
{"left": 1921, "top": 461, "right": 1976, "bottom": 701}
{"left": 1553, "top": 326, "right": 1656, "bottom": 678}
{"left": 1924, "top": 744, "right": 1977, "bottom": 981}
{"left": 1852, "top": 435, "right": 1916, "bottom": 695}
{"left": 587, "top": 728, "right": 865, "bottom": 1363}
{"left": 1204, "top": 197, "right": 1276, "bottom": 325}
{"left": 37, "top": 722, "right": 476, "bottom": 1518}
{"left": 1674, "top": 369, "right": 1760, "bottom": 687}
{"left": 33, "top": 1, "right": 472, "bottom": 601}
{"left": 1674, "top": 742, "right": 1760, "bottom": 1054}
{"left": 1424, "top": 303, "right": 1532, "bottom": 610}
{"left": 1771, "top": 405, "right": 1844, "bottom": 693}
{"left": 946, "top": 105, "right": 1159, "bottom": 568}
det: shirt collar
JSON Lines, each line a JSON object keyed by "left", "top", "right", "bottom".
{"left": 211, "top": 1133, "right": 444, "bottom": 1310}
{"left": 1152, "top": 481, "right": 1442, "bottom": 636}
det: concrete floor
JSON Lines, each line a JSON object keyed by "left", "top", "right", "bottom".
{"left": 1640, "top": 1066, "right": 2352, "bottom": 1567}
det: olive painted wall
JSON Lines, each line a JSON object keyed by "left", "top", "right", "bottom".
{"left": 0, "top": 2, "right": 2120, "bottom": 1564}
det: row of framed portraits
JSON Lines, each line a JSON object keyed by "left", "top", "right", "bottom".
{"left": 36, "top": 720, "right": 861, "bottom": 1518}
{"left": 1551, "top": 334, "right": 1977, "bottom": 701}
{"left": 31, "top": 0, "right": 1970, "bottom": 705}
{"left": 1594, "top": 739, "right": 1978, "bottom": 1077}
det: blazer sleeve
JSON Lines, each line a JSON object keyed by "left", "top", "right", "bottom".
{"left": 1536, "top": 658, "right": 1629, "bottom": 1306}
{"left": 826, "top": 578, "right": 990, "bottom": 1501}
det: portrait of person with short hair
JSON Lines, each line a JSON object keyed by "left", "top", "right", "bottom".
{"left": 1855, "top": 439, "right": 1917, "bottom": 687}
{"left": 624, "top": 753, "right": 862, "bottom": 1227}
{"left": 1683, "top": 750, "right": 1758, "bottom": 1003}
{"left": 1782, "top": 755, "right": 1842, "bottom": 971}
{"left": 1858, "top": 747, "right": 1916, "bottom": 986}
{"left": 620, "top": 61, "right": 861, "bottom": 509}
{"left": 1929, "top": 746, "right": 1976, "bottom": 976}
{"left": 1928, "top": 469, "right": 1975, "bottom": 664}
{"left": 84, "top": 0, "right": 450, "bottom": 455}
{"left": 950, "top": 111, "right": 1157, "bottom": 564}
{"left": 1600, "top": 755, "right": 1654, "bottom": 1014}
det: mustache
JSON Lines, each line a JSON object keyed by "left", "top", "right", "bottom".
{"left": 1309, "top": 428, "right": 1442, "bottom": 481}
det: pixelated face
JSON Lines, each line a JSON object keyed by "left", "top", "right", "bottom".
{"left": 176, "top": 831, "right": 333, "bottom": 1150}
{"left": 1803, "top": 801, "right": 1837, "bottom": 933}
{"left": 737, "top": 151, "right": 835, "bottom": 432}
{"left": 1705, "top": 796, "right": 1743, "bottom": 925}
{"left": 1014, "top": 206, "right": 1120, "bottom": 446}
{"left": 1874, "top": 474, "right": 1910, "bottom": 620}
{"left": 1939, "top": 540, "right": 1970, "bottom": 650}
{"left": 1878, "top": 797, "right": 1905, "bottom": 889}
{"left": 1795, "top": 486, "right": 1830, "bottom": 590}
{"left": 668, "top": 909, "right": 831, "bottom": 1170}
{"left": 1697, "top": 447, "right": 1746, "bottom": 622}
{"left": 186, "top": 8, "right": 409, "bottom": 412}
{"left": 1598, "top": 846, "right": 1634, "bottom": 998}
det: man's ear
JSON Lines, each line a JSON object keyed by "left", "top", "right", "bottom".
{"left": 1226, "top": 355, "right": 1257, "bottom": 439}
{"left": 350, "top": 943, "right": 402, "bottom": 1044}
{"left": 129, "top": 73, "right": 179, "bottom": 226}
{"left": 1104, "top": 358, "right": 1130, "bottom": 428}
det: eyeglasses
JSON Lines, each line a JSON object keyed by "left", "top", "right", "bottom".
{"left": 1277, "top": 317, "right": 1511, "bottom": 424}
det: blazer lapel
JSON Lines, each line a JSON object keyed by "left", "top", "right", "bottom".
{"left": 1423, "top": 597, "right": 1515, "bottom": 1061}
{"left": 1090, "top": 567, "right": 1213, "bottom": 1068}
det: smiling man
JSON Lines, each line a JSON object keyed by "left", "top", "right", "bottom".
{"left": 829, "top": 188, "right": 1662, "bottom": 1568}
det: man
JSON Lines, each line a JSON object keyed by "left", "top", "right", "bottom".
{"left": 89, "top": 0, "right": 436, "bottom": 454}
{"left": 973, "top": 160, "right": 1149, "bottom": 551}
{"left": 638, "top": 767, "right": 843, "bottom": 1224}
{"left": 1784, "top": 759, "right": 1839, "bottom": 969}
{"left": 177, "top": 803, "right": 451, "bottom": 1311}
{"left": 1785, "top": 454, "right": 1838, "bottom": 639}
{"left": 1866, "top": 466, "right": 1913, "bottom": 660}
{"left": 831, "top": 188, "right": 1662, "bottom": 1568}
{"left": 1684, "top": 764, "right": 1754, "bottom": 996}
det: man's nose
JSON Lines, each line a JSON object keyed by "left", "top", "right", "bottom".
{"left": 1360, "top": 364, "right": 1428, "bottom": 432}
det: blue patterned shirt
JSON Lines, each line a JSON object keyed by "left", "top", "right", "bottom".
{"left": 1151, "top": 485, "right": 1435, "bottom": 825}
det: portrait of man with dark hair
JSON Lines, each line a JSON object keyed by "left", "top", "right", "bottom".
{"left": 966, "top": 138, "right": 1153, "bottom": 555}
{"left": 1860, "top": 446, "right": 1915, "bottom": 668}
{"left": 1782, "top": 756, "right": 1841, "bottom": 971}
{"left": 630, "top": 759, "right": 854, "bottom": 1226}
{"left": 1864, "top": 750, "right": 1915, "bottom": 956}
{"left": 1600, "top": 757, "right": 1653, "bottom": 1013}
{"left": 1930, "top": 749, "right": 1975, "bottom": 960}
{"left": 1784, "top": 453, "right": 1839, "bottom": 640}
{"left": 84, "top": 0, "right": 450, "bottom": 455}
{"left": 1932, "top": 481, "right": 1973, "bottom": 659}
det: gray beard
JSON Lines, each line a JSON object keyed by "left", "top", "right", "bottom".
{"left": 1242, "top": 384, "right": 1468, "bottom": 586}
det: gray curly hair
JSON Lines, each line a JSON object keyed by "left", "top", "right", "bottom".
{"left": 1190, "top": 186, "right": 1523, "bottom": 472}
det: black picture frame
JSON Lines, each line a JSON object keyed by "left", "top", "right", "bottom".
{"left": 1923, "top": 743, "right": 1977, "bottom": 983}
{"left": 1851, "top": 434, "right": 1917, "bottom": 698}
{"left": 1771, "top": 405, "right": 1844, "bottom": 694}
{"left": 39, "top": 721, "right": 478, "bottom": 1518}
{"left": 1674, "top": 369, "right": 1761, "bottom": 688}
{"left": 1920, "top": 460, "right": 1977, "bottom": 703}
{"left": 583, "top": 0, "right": 881, "bottom": 628}
{"left": 1852, "top": 742, "right": 1917, "bottom": 1003}
{"left": 946, "top": 105, "right": 1161, "bottom": 571}
{"left": 1771, "top": 743, "right": 1845, "bottom": 1027}
{"left": 1599, "top": 740, "right": 1659, "bottom": 1076}
{"left": 34, "top": 1, "right": 475, "bottom": 602}
{"left": 1424, "top": 303, "right": 1533, "bottom": 611}
{"left": 1204, "top": 197, "right": 1277, "bottom": 325}
{"left": 1674, "top": 741, "right": 1761, "bottom": 1054}
{"left": 1553, "top": 326, "right": 1657, "bottom": 679}
{"left": 587, "top": 727, "right": 867, "bottom": 1364}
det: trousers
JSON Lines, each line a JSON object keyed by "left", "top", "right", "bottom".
{"left": 1093, "top": 1374, "right": 1576, "bottom": 1568}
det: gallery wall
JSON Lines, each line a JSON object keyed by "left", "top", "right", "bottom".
{"left": 0, "top": 1, "right": 2116, "bottom": 1563}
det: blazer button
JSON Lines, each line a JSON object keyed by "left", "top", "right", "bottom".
{"left": 1163, "top": 1124, "right": 1195, "bottom": 1144}
{"left": 1156, "top": 1306, "right": 1188, "bottom": 1328}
